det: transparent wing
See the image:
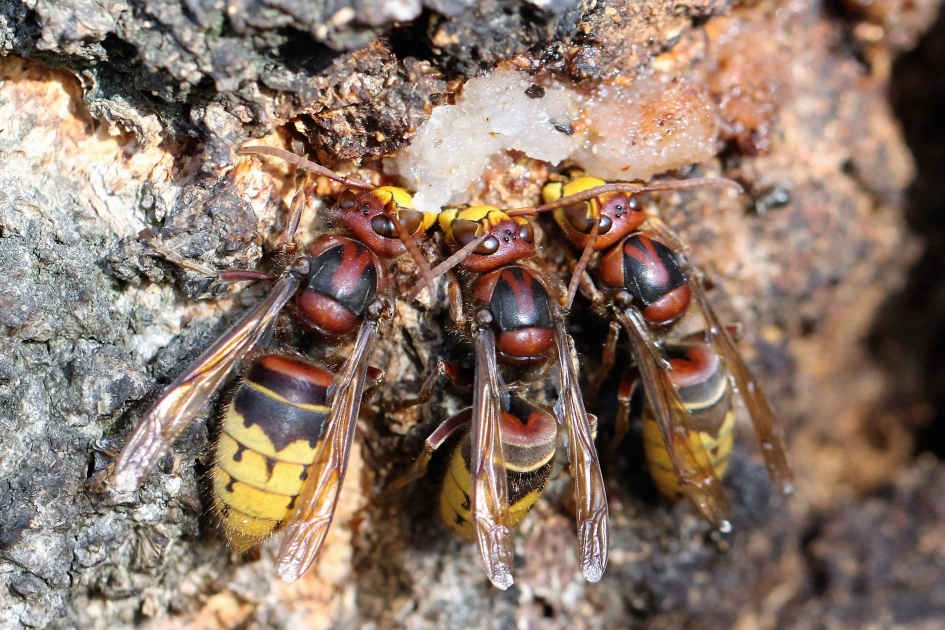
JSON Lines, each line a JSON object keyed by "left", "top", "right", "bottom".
{"left": 112, "top": 272, "right": 301, "bottom": 492}
{"left": 470, "top": 325, "right": 515, "bottom": 590}
{"left": 644, "top": 213, "right": 792, "bottom": 494}
{"left": 616, "top": 308, "right": 732, "bottom": 528}
{"left": 689, "top": 279, "right": 794, "bottom": 494}
{"left": 275, "top": 320, "right": 378, "bottom": 582}
{"left": 553, "top": 322, "right": 609, "bottom": 582}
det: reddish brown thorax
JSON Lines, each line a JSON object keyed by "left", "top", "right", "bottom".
{"left": 599, "top": 233, "right": 692, "bottom": 326}
{"left": 472, "top": 267, "right": 556, "bottom": 366}
{"left": 295, "top": 235, "right": 387, "bottom": 338}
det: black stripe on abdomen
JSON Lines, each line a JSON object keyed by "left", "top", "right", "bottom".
{"left": 233, "top": 386, "right": 329, "bottom": 452}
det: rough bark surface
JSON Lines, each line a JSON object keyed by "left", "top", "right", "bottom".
{"left": 0, "top": 0, "right": 942, "bottom": 628}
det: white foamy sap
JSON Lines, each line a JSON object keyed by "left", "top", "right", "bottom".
{"left": 389, "top": 68, "right": 721, "bottom": 212}
{"left": 388, "top": 70, "right": 578, "bottom": 212}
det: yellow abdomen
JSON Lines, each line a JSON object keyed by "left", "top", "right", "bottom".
{"left": 212, "top": 355, "right": 332, "bottom": 552}
{"left": 642, "top": 408, "right": 735, "bottom": 501}
{"left": 438, "top": 441, "right": 551, "bottom": 540}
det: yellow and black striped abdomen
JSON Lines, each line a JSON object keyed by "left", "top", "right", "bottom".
{"left": 439, "top": 445, "right": 554, "bottom": 540}
{"left": 212, "top": 354, "right": 332, "bottom": 552}
{"left": 642, "top": 342, "right": 735, "bottom": 501}
{"left": 439, "top": 399, "right": 557, "bottom": 539}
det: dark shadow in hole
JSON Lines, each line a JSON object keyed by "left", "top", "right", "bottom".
{"left": 387, "top": 11, "right": 437, "bottom": 63}
{"left": 871, "top": 10, "right": 945, "bottom": 459}
{"left": 276, "top": 27, "right": 337, "bottom": 76}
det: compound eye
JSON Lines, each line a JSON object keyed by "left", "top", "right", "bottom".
{"left": 518, "top": 221, "right": 535, "bottom": 243}
{"left": 337, "top": 189, "right": 358, "bottom": 210}
{"left": 371, "top": 215, "right": 397, "bottom": 237}
{"left": 563, "top": 201, "right": 596, "bottom": 233}
{"left": 452, "top": 219, "right": 481, "bottom": 247}
{"left": 397, "top": 208, "right": 424, "bottom": 235}
{"left": 475, "top": 236, "right": 500, "bottom": 255}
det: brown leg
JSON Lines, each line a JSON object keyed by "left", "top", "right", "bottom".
{"left": 376, "top": 410, "right": 472, "bottom": 500}
{"left": 447, "top": 271, "right": 467, "bottom": 329}
{"left": 281, "top": 175, "right": 308, "bottom": 253}
{"left": 607, "top": 366, "right": 638, "bottom": 469}
{"left": 584, "top": 320, "right": 621, "bottom": 402}
{"left": 565, "top": 218, "right": 599, "bottom": 308}
{"left": 381, "top": 360, "right": 447, "bottom": 412}
{"left": 579, "top": 267, "right": 605, "bottom": 305}
{"left": 217, "top": 270, "right": 278, "bottom": 283}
